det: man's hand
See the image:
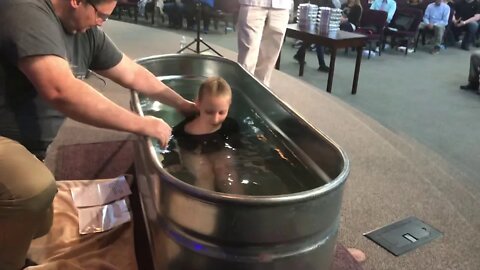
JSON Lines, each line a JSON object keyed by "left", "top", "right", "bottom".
{"left": 142, "top": 116, "right": 172, "bottom": 148}
{"left": 177, "top": 100, "right": 198, "bottom": 117}
{"left": 455, "top": 20, "right": 466, "bottom": 27}
{"left": 427, "top": 23, "right": 434, "bottom": 29}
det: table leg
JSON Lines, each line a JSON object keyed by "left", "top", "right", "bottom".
{"left": 299, "top": 58, "right": 305, "bottom": 77}
{"left": 327, "top": 48, "right": 337, "bottom": 93}
{"left": 352, "top": 46, "right": 363, "bottom": 95}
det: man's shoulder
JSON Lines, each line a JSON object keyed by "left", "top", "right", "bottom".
{"left": 0, "top": 0, "right": 55, "bottom": 27}
{"left": 0, "top": 0, "right": 50, "bottom": 12}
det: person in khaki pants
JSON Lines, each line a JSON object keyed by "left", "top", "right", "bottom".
{"left": 237, "top": 0, "right": 292, "bottom": 86}
{"left": 0, "top": 137, "right": 57, "bottom": 270}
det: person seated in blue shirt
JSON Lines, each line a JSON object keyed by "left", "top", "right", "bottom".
{"left": 370, "top": 0, "right": 397, "bottom": 23}
{"left": 418, "top": 0, "right": 451, "bottom": 54}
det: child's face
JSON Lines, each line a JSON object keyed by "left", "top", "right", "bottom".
{"left": 197, "top": 94, "right": 231, "bottom": 127}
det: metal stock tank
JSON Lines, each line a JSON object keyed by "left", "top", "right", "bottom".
{"left": 131, "top": 54, "right": 350, "bottom": 270}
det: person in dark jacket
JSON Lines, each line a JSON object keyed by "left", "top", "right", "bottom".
{"left": 340, "top": 0, "right": 363, "bottom": 31}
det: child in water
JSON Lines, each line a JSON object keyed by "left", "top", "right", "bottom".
{"left": 172, "top": 76, "right": 242, "bottom": 194}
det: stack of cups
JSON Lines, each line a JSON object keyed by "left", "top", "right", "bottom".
{"left": 297, "top": 3, "right": 319, "bottom": 31}
{"left": 316, "top": 7, "right": 342, "bottom": 34}
{"left": 329, "top": 8, "right": 343, "bottom": 32}
{"left": 316, "top": 7, "right": 332, "bottom": 34}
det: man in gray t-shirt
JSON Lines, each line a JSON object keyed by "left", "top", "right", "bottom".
{"left": 0, "top": 0, "right": 196, "bottom": 159}
{"left": 0, "top": 1, "right": 196, "bottom": 268}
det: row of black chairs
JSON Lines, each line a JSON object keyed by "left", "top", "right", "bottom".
{"left": 114, "top": 0, "right": 239, "bottom": 34}
{"left": 355, "top": 0, "right": 453, "bottom": 58}
{"left": 356, "top": 7, "right": 424, "bottom": 58}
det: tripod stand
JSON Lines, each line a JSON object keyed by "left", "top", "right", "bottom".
{"left": 177, "top": 0, "right": 223, "bottom": 56}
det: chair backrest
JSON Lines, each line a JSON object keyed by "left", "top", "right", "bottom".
{"left": 214, "top": 0, "right": 240, "bottom": 13}
{"left": 359, "top": 9, "right": 388, "bottom": 33}
{"left": 395, "top": 0, "right": 410, "bottom": 7}
{"left": 390, "top": 6, "right": 424, "bottom": 32}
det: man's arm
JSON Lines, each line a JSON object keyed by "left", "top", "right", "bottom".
{"left": 440, "top": 5, "right": 450, "bottom": 26}
{"left": 95, "top": 54, "right": 196, "bottom": 116}
{"left": 18, "top": 55, "right": 173, "bottom": 147}
{"left": 460, "top": 13, "right": 480, "bottom": 24}
{"left": 387, "top": 1, "right": 397, "bottom": 23}
{"left": 423, "top": 5, "right": 431, "bottom": 24}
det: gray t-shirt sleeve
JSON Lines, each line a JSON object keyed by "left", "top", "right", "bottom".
{"left": 0, "top": 2, "right": 67, "bottom": 64}
{"left": 89, "top": 27, "right": 123, "bottom": 71}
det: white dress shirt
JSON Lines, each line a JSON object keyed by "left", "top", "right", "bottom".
{"left": 238, "top": 0, "right": 292, "bottom": 9}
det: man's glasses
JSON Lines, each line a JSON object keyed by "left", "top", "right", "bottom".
{"left": 85, "top": 0, "right": 110, "bottom": 22}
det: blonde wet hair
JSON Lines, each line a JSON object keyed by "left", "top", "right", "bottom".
{"left": 197, "top": 77, "right": 232, "bottom": 102}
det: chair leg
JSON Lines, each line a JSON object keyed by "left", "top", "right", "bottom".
{"left": 378, "top": 40, "right": 382, "bottom": 56}
{"left": 151, "top": 7, "right": 155, "bottom": 24}
{"left": 368, "top": 42, "right": 372, "bottom": 59}
{"left": 414, "top": 31, "right": 421, "bottom": 52}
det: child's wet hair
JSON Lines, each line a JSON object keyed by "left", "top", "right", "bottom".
{"left": 198, "top": 77, "right": 232, "bottom": 101}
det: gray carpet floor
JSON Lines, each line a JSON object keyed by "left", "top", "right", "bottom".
{"left": 47, "top": 17, "right": 479, "bottom": 270}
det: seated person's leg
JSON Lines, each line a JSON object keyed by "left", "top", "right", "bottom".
{"left": 0, "top": 137, "right": 57, "bottom": 270}
{"left": 461, "top": 22, "right": 479, "bottom": 50}
{"left": 433, "top": 25, "right": 445, "bottom": 48}
{"left": 209, "top": 150, "right": 242, "bottom": 194}
{"left": 468, "top": 53, "right": 480, "bottom": 87}
{"left": 451, "top": 24, "right": 463, "bottom": 42}
{"left": 417, "top": 22, "right": 426, "bottom": 32}
{"left": 163, "top": 2, "right": 176, "bottom": 26}
{"left": 316, "top": 45, "right": 330, "bottom": 72}
{"left": 180, "top": 151, "right": 216, "bottom": 191}
{"left": 461, "top": 52, "right": 480, "bottom": 91}
{"left": 202, "top": 5, "right": 213, "bottom": 32}
{"left": 174, "top": 3, "right": 185, "bottom": 28}
{"left": 293, "top": 43, "right": 307, "bottom": 63}
{"left": 183, "top": 2, "right": 196, "bottom": 29}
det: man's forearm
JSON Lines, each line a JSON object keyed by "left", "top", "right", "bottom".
{"left": 463, "top": 14, "right": 480, "bottom": 24}
{"left": 128, "top": 64, "right": 190, "bottom": 110}
{"left": 51, "top": 79, "right": 147, "bottom": 135}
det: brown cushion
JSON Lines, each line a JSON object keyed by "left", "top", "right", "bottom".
{"left": 26, "top": 177, "right": 138, "bottom": 270}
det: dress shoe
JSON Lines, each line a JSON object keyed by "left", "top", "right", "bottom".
{"left": 460, "top": 83, "right": 479, "bottom": 91}
{"left": 430, "top": 45, "right": 440, "bottom": 55}
{"left": 293, "top": 54, "right": 306, "bottom": 64}
{"left": 318, "top": 65, "right": 330, "bottom": 73}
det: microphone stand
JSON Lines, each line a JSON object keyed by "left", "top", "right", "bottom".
{"left": 177, "top": 0, "right": 223, "bottom": 56}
